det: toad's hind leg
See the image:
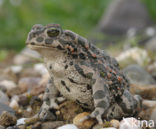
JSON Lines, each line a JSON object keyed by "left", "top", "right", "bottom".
{"left": 118, "top": 90, "right": 142, "bottom": 116}
{"left": 89, "top": 77, "right": 111, "bottom": 124}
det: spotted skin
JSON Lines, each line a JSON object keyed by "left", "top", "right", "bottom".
{"left": 26, "top": 24, "right": 142, "bottom": 124}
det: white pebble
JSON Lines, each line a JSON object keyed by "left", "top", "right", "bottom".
{"left": 16, "top": 118, "right": 26, "bottom": 125}
{"left": 119, "top": 117, "right": 142, "bottom": 129}
{"left": 58, "top": 124, "right": 78, "bottom": 129}
{"left": 34, "top": 63, "right": 48, "bottom": 75}
{"left": 10, "top": 65, "right": 23, "bottom": 74}
{"left": 9, "top": 99, "right": 19, "bottom": 111}
{"left": 0, "top": 80, "right": 17, "bottom": 90}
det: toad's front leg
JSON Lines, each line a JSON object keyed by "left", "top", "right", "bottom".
{"left": 39, "top": 78, "right": 65, "bottom": 121}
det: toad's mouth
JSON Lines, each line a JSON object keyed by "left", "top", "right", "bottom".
{"left": 26, "top": 43, "right": 55, "bottom": 50}
{"left": 26, "top": 42, "right": 66, "bottom": 52}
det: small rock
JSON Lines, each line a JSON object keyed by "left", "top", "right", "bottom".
{"left": 18, "top": 95, "right": 29, "bottom": 107}
{"left": 110, "top": 119, "right": 120, "bottom": 128}
{"left": 143, "top": 100, "right": 156, "bottom": 107}
{"left": 119, "top": 117, "right": 141, "bottom": 129}
{"left": 96, "top": 0, "right": 153, "bottom": 36}
{"left": 145, "top": 36, "right": 156, "bottom": 53}
{"left": 139, "top": 100, "right": 156, "bottom": 121}
{"left": 42, "top": 121, "right": 65, "bottom": 129}
{"left": 59, "top": 101, "right": 83, "bottom": 122}
{"left": 123, "top": 64, "right": 156, "bottom": 85}
{"left": 13, "top": 47, "right": 41, "bottom": 65}
{"left": 34, "top": 63, "right": 48, "bottom": 75}
{"left": 4, "top": 66, "right": 23, "bottom": 83}
{"left": 73, "top": 112, "right": 96, "bottom": 129}
{"left": 116, "top": 47, "right": 150, "bottom": 68}
{"left": 147, "top": 62, "right": 156, "bottom": 78}
{"left": 16, "top": 118, "right": 26, "bottom": 126}
{"left": 6, "top": 125, "right": 19, "bottom": 129}
{"left": 0, "top": 90, "right": 9, "bottom": 104}
{"left": 130, "top": 84, "right": 156, "bottom": 99}
{"left": 0, "top": 111, "right": 17, "bottom": 127}
{"left": 9, "top": 99, "right": 19, "bottom": 111}
{"left": 31, "top": 122, "right": 41, "bottom": 129}
{"left": 17, "top": 125, "right": 25, "bottom": 129}
{"left": 0, "top": 80, "right": 17, "bottom": 91}
{"left": 21, "top": 47, "right": 41, "bottom": 59}
{"left": 0, "top": 125, "right": 5, "bottom": 129}
{"left": 10, "top": 66, "right": 23, "bottom": 74}
{"left": 93, "top": 124, "right": 103, "bottom": 129}
{"left": 24, "top": 115, "right": 39, "bottom": 125}
{"left": 150, "top": 106, "right": 156, "bottom": 122}
{"left": 18, "top": 77, "right": 41, "bottom": 93}
{"left": 0, "top": 102, "right": 15, "bottom": 115}
{"left": 57, "top": 124, "right": 78, "bottom": 129}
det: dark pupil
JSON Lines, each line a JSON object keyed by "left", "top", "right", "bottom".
{"left": 47, "top": 29, "right": 59, "bottom": 37}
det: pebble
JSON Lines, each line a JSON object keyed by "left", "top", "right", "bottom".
{"left": 4, "top": 66, "right": 23, "bottom": 83}
{"left": 0, "top": 125, "right": 5, "bottom": 129}
{"left": 18, "top": 95, "right": 29, "bottom": 107}
{"left": 73, "top": 112, "right": 96, "bottom": 129}
{"left": 123, "top": 64, "right": 156, "bottom": 85}
{"left": 0, "top": 102, "right": 15, "bottom": 115}
{"left": 59, "top": 101, "right": 83, "bottom": 122}
{"left": 0, "top": 90, "right": 9, "bottom": 104}
{"left": 41, "top": 121, "right": 65, "bottom": 129}
{"left": 9, "top": 99, "right": 19, "bottom": 111}
{"left": 110, "top": 119, "right": 120, "bottom": 128}
{"left": 34, "top": 63, "right": 48, "bottom": 75}
{"left": 116, "top": 47, "right": 150, "bottom": 68}
{"left": 57, "top": 124, "right": 78, "bottom": 129}
{"left": 130, "top": 84, "right": 156, "bottom": 100}
{"left": 147, "top": 62, "right": 156, "bottom": 77}
{"left": 119, "top": 117, "right": 141, "bottom": 129}
{"left": 143, "top": 100, "right": 156, "bottom": 107}
{"left": 0, "top": 111, "right": 17, "bottom": 127}
{"left": 0, "top": 80, "right": 17, "bottom": 91}
{"left": 8, "top": 66, "right": 23, "bottom": 74}
{"left": 150, "top": 106, "right": 156, "bottom": 122}
{"left": 139, "top": 100, "right": 156, "bottom": 123}
{"left": 16, "top": 118, "right": 26, "bottom": 126}
{"left": 13, "top": 47, "right": 41, "bottom": 65}
{"left": 18, "top": 77, "right": 41, "bottom": 93}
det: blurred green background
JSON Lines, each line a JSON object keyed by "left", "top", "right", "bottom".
{"left": 0, "top": 0, "right": 155, "bottom": 51}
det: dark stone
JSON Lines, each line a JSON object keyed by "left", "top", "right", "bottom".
{"left": 123, "top": 64, "right": 156, "bottom": 85}
{"left": 96, "top": 0, "right": 153, "bottom": 35}
{"left": 0, "top": 102, "right": 15, "bottom": 115}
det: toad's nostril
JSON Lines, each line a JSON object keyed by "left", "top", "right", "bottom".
{"left": 31, "top": 42, "right": 35, "bottom": 45}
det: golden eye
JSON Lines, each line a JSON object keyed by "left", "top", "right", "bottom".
{"left": 47, "top": 28, "right": 60, "bottom": 37}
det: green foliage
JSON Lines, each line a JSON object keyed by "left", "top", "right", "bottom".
{"left": 0, "top": 0, "right": 111, "bottom": 50}
{"left": 142, "top": 0, "right": 156, "bottom": 21}
{"left": 1, "top": 0, "right": 156, "bottom": 51}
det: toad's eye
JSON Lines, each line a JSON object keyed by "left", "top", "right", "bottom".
{"left": 47, "top": 28, "right": 60, "bottom": 37}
